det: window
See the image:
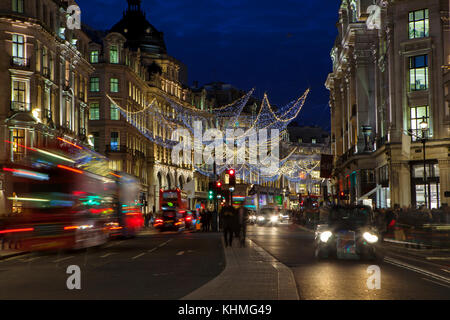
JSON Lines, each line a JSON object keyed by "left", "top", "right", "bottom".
{"left": 312, "top": 139, "right": 317, "bottom": 144}
{"left": 110, "top": 46, "right": 119, "bottom": 64}
{"left": 89, "top": 103, "right": 100, "bottom": 120}
{"left": 409, "top": 55, "right": 428, "bottom": 91}
{"left": 110, "top": 78, "right": 119, "bottom": 93}
{"left": 111, "top": 132, "right": 119, "bottom": 151}
{"left": 110, "top": 104, "right": 120, "bottom": 120}
{"left": 409, "top": 9, "right": 429, "bottom": 39}
{"left": 11, "top": 80, "right": 28, "bottom": 111}
{"left": 90, "top": 51, "right": 99, "bottom": 64}
{"left": 11, "top": 129, "right": 25, "bottom": 162}
{"left": 12, "top": 34, "right": 25, "bottom": 66}
{"left": 409, "top": 105, "right": 430, "bottom": 141}
{"left": 90, "top": 77, "right": 100, "bottom": 92}
{"left": 12, "top": 0, "right": 24, "bottom": 13}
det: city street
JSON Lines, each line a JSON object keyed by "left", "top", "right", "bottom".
{"left": 1, "top": 225, "right": 449, "bottom": 300}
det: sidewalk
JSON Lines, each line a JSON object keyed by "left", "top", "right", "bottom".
{"left": 182, "top": 238, "right": 299, "bottom": 300}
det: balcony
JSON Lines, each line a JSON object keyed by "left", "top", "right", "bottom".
{"left": 11, "top": 101, "right": 30, "bottom": 112}
{"left": 105, "top": 145, "right": 128, "bottom": 153}
{"left": 11, "top": 57, "right": 30, "bottom": 69}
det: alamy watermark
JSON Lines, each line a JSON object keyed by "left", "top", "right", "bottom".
{"left": 171, "top": 122, "right": 280, "bottom": 174}
{"left": 66, "top": 5, "right": 81, "bottom": 30}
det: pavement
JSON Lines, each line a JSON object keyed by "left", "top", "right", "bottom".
{"left": 183, "top": 238, "right": 299, "bottom": 300}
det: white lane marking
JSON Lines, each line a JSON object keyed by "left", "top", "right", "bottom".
{"left": 421, "top": 278, "right": 450, "bottom": 289}
{"left": 441, "top": 269, "right": 450, "bottom": 274}
{"left": 176, "top": 251, "right": 185, "bottom": 256}
{"left": 158, "top": 239, "right": 172, "bottom": 248}
{"left": 384, "top": 257, "right": 450, "bottom": 285}
{"left": 148, "top": 248, "right": 158, "bottom": 253}
{"left": 53, "top": 256, "right": 74, "bottom": 263}
{"left": 23, "top": 257, "right": 41, "bottom": 263}
{"left": 131, "top": 252, "right": 146, "bottom": 260}
{"left": 100, "top": 252, "right": 116, "bottom": 258}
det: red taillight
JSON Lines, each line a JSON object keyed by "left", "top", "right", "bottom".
{"left": 64, "top": 226, "right": 79, "bottom": 230}
{"left": 0, "top": 228, "right": 34, "bottom": 234}
{"left": 186, "top": 217, "right": 192, "bottom": 221}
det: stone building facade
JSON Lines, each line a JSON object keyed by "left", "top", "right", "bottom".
{"left": 0, "top": 0, "right": 93, "bottom": 215}
{"left": 326, "top": 0, "right": 450, "bottom": 208}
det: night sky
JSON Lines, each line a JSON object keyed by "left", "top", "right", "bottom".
{"left": 76, "top": 0, "right": 341, "bottom": 131}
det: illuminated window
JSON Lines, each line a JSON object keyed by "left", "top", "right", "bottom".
{"left": 409, "top": 105, "right": 430, "bottom": 141}
{"left": 111, "top": 132, "right": 119, "bottom": 151}
{"left": 11, "top": 129, "right": 25, "bottom": 162}
{"left": 90, "top": 77, "right": 100, "bottom": 92}
{"left": 409, "top": 55, "right": 428, "bottom": 91}
{"left": 89, "top": 103, "right": 100, "bottom": 120}
{"left": 110, "top": 78, "right": 119, "bottom": 93}
{"left": 90, "top": 50, "right": 99, "bottom": 64}
{"left": 409, "top": 9, "right": 429, "bottom": 39}
{"left": 110, "top": 46, "right": 119, "bottom": 64}
{"left": 11, "top": 80, "right": 28, "bottom": 111}
{"left": 110, "top": 103, "right": 120, "bottom": 120}
{"left": 12, "top": 34, "right": 26, "bottom": 66}
{"left": 12, "top": 0, "right": 24, "bottom": 13}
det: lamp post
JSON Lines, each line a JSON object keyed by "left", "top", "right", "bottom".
{"left": 420, "top": 118, "right": 429, "bottom": 209}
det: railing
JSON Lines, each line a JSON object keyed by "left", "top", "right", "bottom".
{"left": 11, "top": 57, "right": 30, "bottom": 68}
{"left": 10, "top": 101, "right": 30, "bottom": 112}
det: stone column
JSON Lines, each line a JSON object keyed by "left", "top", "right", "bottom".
{"left": 390, "top": 162, "right": 411, "bottom": 208}
{"left": 438, "top": 159, "right": 450, "bottom": 207}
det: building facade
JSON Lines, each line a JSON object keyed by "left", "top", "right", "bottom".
{"left": 0, "top": 0, "right": 93, "bottom": 215}
{"left": 326, "top": 0, "right": 450, "bottom": 209}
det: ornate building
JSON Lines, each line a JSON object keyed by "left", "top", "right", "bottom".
{"left": 86, "top": 0, "right": 207, "bottom": 212}
{"left": 326, "top": 0, "right": 450, "bottom": 208}
{"left": 0, "top": 0, "right": 93, "bottom": 215}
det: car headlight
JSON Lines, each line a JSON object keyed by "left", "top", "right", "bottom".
{"left": 363, "top": 232, "right": 379, "bottom": 243}
{"left": 320, "top": 231, "right": 333, "bottom": 243}
{"left": 270, "top": 216, "right": 278, "bottom": 222}
{"left": 257, "top": 216, "right": 265, "bottom": 221}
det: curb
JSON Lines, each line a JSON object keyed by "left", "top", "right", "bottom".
{"left": 0, "top": 251, "right": 28, "bottom": 261}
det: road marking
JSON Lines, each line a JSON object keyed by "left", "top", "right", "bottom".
{"left": 176, "top": 251, "right": 185, "bottom": 256}
{"left": 158, "top": 239, "right": 172, "bottom": 248}
{"left": 100, "top": 252, "right": 116, "bottom": 258}
{"left": 23, "top": 256, "right": 41, "bottom": 262}
{"left": 426, "top": 257, "right": 450, "bottom": 261}
{"left": 384, "top": 257, "right": 450, "bottom": 285}
{"left": 421, "top": 277, "right": 450, "bottom": 289}
{"left": 441, "top": 269, "right": 450, "bottom": 274}
{"left": 53, "top": 256, "right": 74, "bottom": 263}
{"left": 131, "top": 252, "right": 146, "bottom": 260}
{"left": 147, "top": 248, "right": 158, "bottom": 253}
{"left": 105, "top": 240, "right": 125, "bottom": 248}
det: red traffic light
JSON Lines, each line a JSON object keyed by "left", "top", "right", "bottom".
{"left": 229, "top": 169, "right": 235, "bottom": 176}
{"left": 216, "top": 181, "right": 222, "bottom": 188}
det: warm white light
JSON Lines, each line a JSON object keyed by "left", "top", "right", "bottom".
{"left": 363, "top": 232, "right": 379, "bottom": 243}
{"left": 320, "top": 231, "right": 332, "bottom": 243}
{"left": 420, "top": 120, "right": 428, "bottom": 131}
{"left": 270, "top": 215, "right": 278, "bottom": 223}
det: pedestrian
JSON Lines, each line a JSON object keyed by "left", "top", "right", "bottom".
{"left": 220, "top": 205, "right": 236, "bottom": 247}
{"left": 205, "top": 210, "right": 212, "bottom": 232}
{"left": 237, "top": 206, "right": 249, "bottom": 247}
{"left": 200, "top": 209, "right": 207, "bottom": 232}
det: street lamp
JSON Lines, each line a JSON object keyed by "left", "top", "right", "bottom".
{"left": 420, "top": 118, "right": 429, "bottom": 209}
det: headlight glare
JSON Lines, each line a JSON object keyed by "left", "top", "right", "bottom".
{"left": 320, "top": 231, "right": 333, "bottom": 243}
{"left": 363, "top": 232, "right": 378, "bottom": 243}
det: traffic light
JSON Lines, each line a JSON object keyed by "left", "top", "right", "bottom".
{"left": 228, "top": 169, "right": 236, "bottom": 187}
{"left": 208, "top": 190, "right": 214, "bottom": 200}
{"left": 216, "top": 181, "right": 222, "bottom": 190}
{"left": 339, "top": 191, "right": 349, "bottom": 201}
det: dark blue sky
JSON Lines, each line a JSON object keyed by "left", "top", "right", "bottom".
{"left": 77, "top": 0, "right": 341, "bottom": 131}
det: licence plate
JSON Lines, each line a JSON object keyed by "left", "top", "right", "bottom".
{"left": 165, "top": 220, "right": 174, "bottom": 224}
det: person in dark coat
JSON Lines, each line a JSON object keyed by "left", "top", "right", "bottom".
{"left": 220, "top": 205, "right": 236, "bottom": 247}
{"left": 237, "top": 206, "right": 249, "bottom": 247}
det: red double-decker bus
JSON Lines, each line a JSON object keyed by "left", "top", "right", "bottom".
{"left": 159, "top": 189, "right": 188, "bottom": 211}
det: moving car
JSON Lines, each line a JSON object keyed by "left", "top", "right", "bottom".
{"left": 154, "top": 209, "right": 185, "bottom": 231}
{"left": 256, "top": 206, "right": 280, "bottom": 226}
{"left": 314, "top": 205, "right": 382, "bottom": 261}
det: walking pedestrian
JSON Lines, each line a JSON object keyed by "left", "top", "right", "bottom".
{"left": 220, "top": 205, "right": 236, "bottom": 247}
{"left": 237, "top": 206, "right": 249, "bottom": 247}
